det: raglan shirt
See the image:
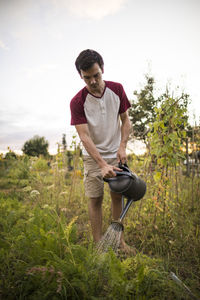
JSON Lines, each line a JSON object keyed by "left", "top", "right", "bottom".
{"left": 70, "top": 81, "right": 131, "bottom": 158}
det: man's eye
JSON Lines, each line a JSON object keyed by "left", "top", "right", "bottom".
{"left": 94, "top": 73, "right": 99, "bottom": 78}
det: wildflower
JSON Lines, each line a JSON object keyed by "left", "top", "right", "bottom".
{"left": 30, "top": 190, "right": 40, "bottom": 196}
{"left": 22, "top": 186, "right": 32, "bottom": 192}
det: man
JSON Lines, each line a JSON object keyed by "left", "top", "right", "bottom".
{"left": 70, "top": 49, "right": 133, "bottom": 252}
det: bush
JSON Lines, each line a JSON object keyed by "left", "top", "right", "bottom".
{"left": 5, "top": 151, "right": 17, "bottom": 160}
{"left": 8, "top": 156, "right": 30, "bottom": 180}
{"left": 32, "top": 158, "right": 49, "bottom": 172}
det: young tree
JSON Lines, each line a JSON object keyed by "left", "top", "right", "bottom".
{"left": 129, "top": 75, "right": 160, "bottom": 144}
{"left": 129, "top": 75, "right": 191, "bottom": 144}
{"left": 148, "top": 94, "right": 189, "bottom": 167}
{"left": 22, "top": 135, "right": 49, "bottom": 157}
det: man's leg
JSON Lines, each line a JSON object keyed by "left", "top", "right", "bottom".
{"left": 110, "top": 191, "right": 122, "bottom": 220}
{"left": 88, "top": 196, "right": 103, "bottom": 243}
{"left": 83, "top": 156, "right": 104, "bottom": 243}
{"left": 110, "top": 191, "right": 136, "bottom": 254}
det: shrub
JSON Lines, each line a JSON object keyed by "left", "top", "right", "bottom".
{"left": 32, "top": 157, "right": 49, "bottom": 172}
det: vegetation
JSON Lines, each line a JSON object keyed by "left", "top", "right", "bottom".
{"left": 0, "top": 138, "right": 200, "bottom": 299}
{"left": 5, "top": 149, "right": 17, "bottom": 160}
{"left": 129, "top": 75, "right": 158, "bottom": 143}
{"left": 62, "top": 134, "right": 67, "bottom": 151}
{"left": 22, "top": 135, "right": 49, "bottom": 157}
{"left": 129, "top": 75, "right": 190, "bottom": 144}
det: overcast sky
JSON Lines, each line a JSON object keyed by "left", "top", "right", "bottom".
{"left": 0, "top": 0, "right": 200, "bottom": 154}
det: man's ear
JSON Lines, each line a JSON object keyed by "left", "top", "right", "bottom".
{"left": 101, "top": 67, "right": 104, "bottom": 74}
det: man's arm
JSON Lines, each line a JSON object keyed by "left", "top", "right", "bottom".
{"left": 75, "top": 124, "right": 121, "bottom": 178}
{"left": 117, "top": 111, "right": 132, "bottom": 164}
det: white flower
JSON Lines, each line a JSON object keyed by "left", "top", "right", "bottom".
{"left": 30, "top": 190, "right": 40, "bottom": 196}
{"left": 22, "top": 186, "right": 32, "bottom": 192}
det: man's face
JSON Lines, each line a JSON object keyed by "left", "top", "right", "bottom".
{"left": 80, "top": 63, "right": 104, "bottom": 91}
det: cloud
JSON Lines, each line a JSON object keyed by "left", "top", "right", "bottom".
{"left": 23, "top": 64, "right": 58, "bottom": 79}
{"left": 0, "top": 39, "right": 9, "bottom": 50}
{"left": 67, "top": 0, "right": 128, "bottom": 20}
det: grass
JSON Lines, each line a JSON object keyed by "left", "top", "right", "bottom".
{"left": 0, "top": 153, "right": 199, "bottom": 299}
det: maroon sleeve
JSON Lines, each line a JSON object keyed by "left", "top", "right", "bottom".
{"left": 106, "top": 81, "right": 131, "bottom": 114}
{"left": 70, "top": 89, "right": 88, "bottom": 125}
{"left": 118, "top": 83, "right": 131, "bottom": 114}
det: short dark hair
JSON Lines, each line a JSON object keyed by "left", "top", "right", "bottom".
{"left": 75, "top": 49, "right": 104, "bottom": 75}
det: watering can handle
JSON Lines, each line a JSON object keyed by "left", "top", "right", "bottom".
{"left": 118, "top": 161, "right": 131, "bottom": 173}
{"left": 118, "top": 161, "right": 128, "bottom": 168}
{"left": 103, "top": 171, "right": 133, "bottom": 182}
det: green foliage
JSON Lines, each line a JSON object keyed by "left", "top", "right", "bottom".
{"left": 5, "top": 151, "right": 17, "bottom": 160}
{"left": 129, "top": 75, "right": 160, "bottom": 143}
{"left": 8, "top": 156, "right": 30, "bottom": 180}
{"left": 0, "top": 193, "right": 189, "bottom": 299}
{"left": 22, "top": 135, "right": 49, "bottom": 157}
{"left": 0, "top": 139, "right": 199, "bottom": 299}
{"left": 129, "top": 75, "right": 190, "bottom": 144}
{"left": 32, "top": 157, "right": 50, "bottom": 172}
{"left": 148, "top": 95, "right": 188, "bottom": 167}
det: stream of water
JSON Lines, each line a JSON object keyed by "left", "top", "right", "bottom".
{"left": 97, "top": 222, "right": 123, "bottom": 253}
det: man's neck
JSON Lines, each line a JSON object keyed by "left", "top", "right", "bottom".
{"left": 87, "top": 81, "right": 105, "bottom": 97}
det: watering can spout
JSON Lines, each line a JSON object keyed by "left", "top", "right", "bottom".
{"left": 119, "top": 197, "right": 134, "bottom": 221}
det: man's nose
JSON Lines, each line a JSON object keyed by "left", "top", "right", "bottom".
{"left": 90, "top": 77, "right": 96, "bottom": 84}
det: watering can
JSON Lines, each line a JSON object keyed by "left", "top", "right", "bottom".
{"left": 103, "top": 163, "right": 146, "bottom": 222}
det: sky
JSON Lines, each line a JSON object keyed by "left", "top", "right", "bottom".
{"left": 0, "top": 0, "right": 200, "bottom": 154}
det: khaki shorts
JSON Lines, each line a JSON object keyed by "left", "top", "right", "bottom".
{"left": 83, "top": 156, "right": 118, "bottom": 198}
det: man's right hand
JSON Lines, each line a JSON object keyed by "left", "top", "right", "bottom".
{"left": 101, "top": 164, "right": 122, "bottom": 179}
